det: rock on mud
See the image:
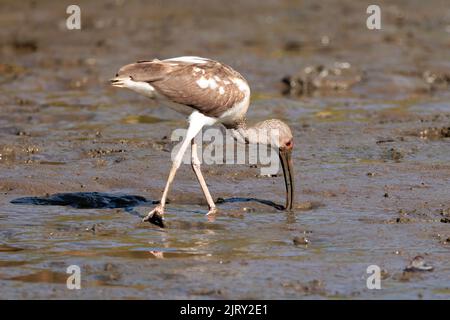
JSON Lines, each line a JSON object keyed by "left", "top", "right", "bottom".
{"left": 293, "top": 236, "right": 309, "bottom": 246}
{"left": 404, "top": 256, "right": 434, "bottom": 272}
{"left": 281, "top": 62, "right": 363, "bottom": 96}
{"left": 422, "top": 70, "right": 450, "bottom": 91}
{"left": 418, "top": 127, "right": 450, "bottom": 140}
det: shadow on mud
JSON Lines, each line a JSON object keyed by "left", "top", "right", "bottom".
{"left": 11, "top": 193, "right": 285, "bottom": 211}
{"left": 10, "top": 192, "right": 156, "bottom": 209}
{"left": 217, "top": 197, "right": 285, "bottom": 211}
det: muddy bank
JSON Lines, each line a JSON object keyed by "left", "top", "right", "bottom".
{"left": 1, "top": 0, "right": 450, "bottom": 299}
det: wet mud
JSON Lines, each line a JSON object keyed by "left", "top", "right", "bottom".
{"left": 1, "top": 0, "right": 450, "bottom": 299}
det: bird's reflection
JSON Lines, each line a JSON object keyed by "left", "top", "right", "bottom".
{"left": 206, "top": 213, "right": 216, "bottom": 222}
{"left": 285, "top": 211, "right": 297, "bottom": 224}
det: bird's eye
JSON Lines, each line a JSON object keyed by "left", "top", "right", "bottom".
{"left": 115, "top": 73, "right": 119, "bottom": 77}
{"left": 129, "top": 76, "right": 134, "bottom": 80}
{"left": 285, "top": 140, "right": 293, "bottom": 148}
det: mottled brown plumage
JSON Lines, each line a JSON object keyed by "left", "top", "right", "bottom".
{"left": 115, "top": 58, "right": 247, "bottom": 119}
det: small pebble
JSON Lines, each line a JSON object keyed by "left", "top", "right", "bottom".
{"left": 440, "top": 218, "right": 450, "bottom": 224}
{"left": 293, "top": 236, "right": 309, "bottom": 246}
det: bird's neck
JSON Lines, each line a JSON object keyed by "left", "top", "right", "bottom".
{"left": 229, "top": 120, "right": 250, "bottom": 144}
{"left": 226, "top": 119, "right": 272, "bottom": 145}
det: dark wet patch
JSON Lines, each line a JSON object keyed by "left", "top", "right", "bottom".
{"left": 0, "top": 244, "right": 24, "bottom": 252}
{"left": 441, "top": 218, "right": 450, "bottom": 224}
{"left": 381, "top": 147, "right": 404, "bottom": 162}
{"left": 282, "top": 40, "right": 303, "bottom": 53}
{"left": 6, "top": 270, "right": 67, "bottom": 284}
{"left": 0, "top": 260, "right": 28, "bottom": 268}
{"left": 10, "top": 192, "right": 155, "bottom": 209}
{"left": 11, "top": 39, "right": 38, "bottom": 53}
{"left": 38, "top": 161, "right": 67, "bottom": 165}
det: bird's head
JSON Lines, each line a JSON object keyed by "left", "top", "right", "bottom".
{"left": 110, "top": 64, "right": 134, "bottom": 87}
{"left": 110, "top": 62, "right": 157, "bottom": 97}
{"left": 252, "top": 119, "right": 294, "bottom": 211}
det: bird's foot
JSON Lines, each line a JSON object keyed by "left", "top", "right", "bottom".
{"left": 206, "top": 207, "right": 217, "bottom": 222}
{"left": 206, "top": 207, "right": 218, "bottom": 216}
{"left": 142, "top": 205, "right": 165, "bottom": 228}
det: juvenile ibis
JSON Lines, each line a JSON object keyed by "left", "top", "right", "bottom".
{"left": 111, "top": 56, "right": 294, "bottom": 226}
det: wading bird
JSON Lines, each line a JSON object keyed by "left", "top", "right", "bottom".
{"left": 111, "top": 56, "right": 294, "bottom": 227}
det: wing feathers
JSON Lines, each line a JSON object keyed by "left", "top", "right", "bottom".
{"left": 115, "top": 57, "right": 249, "bottom": 118}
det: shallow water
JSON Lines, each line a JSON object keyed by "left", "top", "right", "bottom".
{"left": 1, "top": 0, "right": 450, "bottom": 299}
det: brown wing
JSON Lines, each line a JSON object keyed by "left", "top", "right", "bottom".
{"left": 117, "top": 58, "right": 249, "bottom": 118}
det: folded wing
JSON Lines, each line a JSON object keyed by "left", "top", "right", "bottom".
{"left": 116, "top": 57, "right": 249, "bottom": 118}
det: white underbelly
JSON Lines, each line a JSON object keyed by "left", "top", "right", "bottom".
{"left": 218, "top": 92, "right": 250, "bottom": 125}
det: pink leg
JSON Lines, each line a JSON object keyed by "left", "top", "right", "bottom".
{"left": 191, "top": 139, "right": 217, "bottom": 215}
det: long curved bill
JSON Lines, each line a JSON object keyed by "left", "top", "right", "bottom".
{"left": 279, "top": 149, "right": 294, "bottom": 211}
